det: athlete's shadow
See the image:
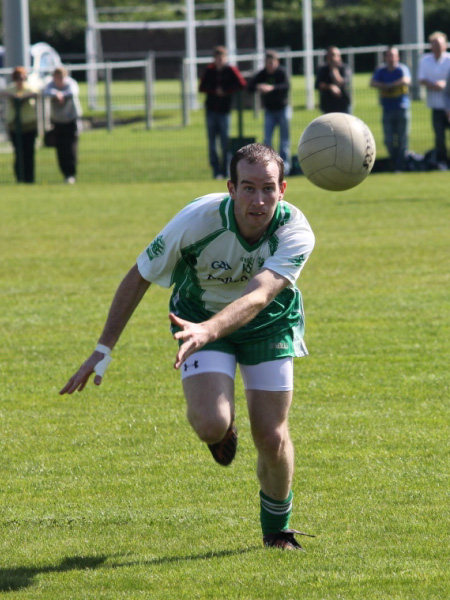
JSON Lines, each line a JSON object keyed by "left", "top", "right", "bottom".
{"left": 0, "top": 555, "right": 108, "bottom": 592}
{"left": 0, "top": 548, "right": 258, "bottom": 592}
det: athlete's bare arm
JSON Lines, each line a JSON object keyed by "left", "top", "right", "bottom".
{"left": 170, "top": 268, "right": 290, "bottom": 369}
{"left": 60, "top": 264, "right": 150, "bottom": 394}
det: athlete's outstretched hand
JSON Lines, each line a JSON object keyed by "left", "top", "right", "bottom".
{"left": 59, "top": 350, "right": 111, "bottom": 394}
{"left": 169, "top": 313, "right": 213, "bottom": 369}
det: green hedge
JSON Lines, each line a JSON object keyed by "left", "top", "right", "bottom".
{"left": 15, "top": 5, "right": 450, "bottom": 67}
{"left": 264, "top": 6, "right": 450, "bottom": 72}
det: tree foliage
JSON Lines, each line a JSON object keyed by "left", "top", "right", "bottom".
{"left": 29, "top": 1, "right": 85, "bottom": 38}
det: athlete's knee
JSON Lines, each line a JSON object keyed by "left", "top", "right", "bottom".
{"left": 187, "top": 406, "right": 231, "bottom": 445}
{"left": 253, "top": 424, "right": 290, "bottom": 459}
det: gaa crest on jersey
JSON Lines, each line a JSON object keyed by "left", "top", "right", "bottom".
{"left": 146, "top": 235, "right": 166, "bottom": 261}
{"left": 241, "top": 256, "right": 254, "bottom": 274}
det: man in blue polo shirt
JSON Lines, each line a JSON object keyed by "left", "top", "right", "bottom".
{"left": 371, "top": 46, "right": 411, "bottom": 172}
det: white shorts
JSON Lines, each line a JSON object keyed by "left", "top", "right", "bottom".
{"left": 180, "top": 350, "right": 294, "bottom": 392}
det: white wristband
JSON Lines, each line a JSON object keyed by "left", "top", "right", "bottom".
{"left": 95, "top": 343, "right": 111, "bottom": 356}
{"left": 94, "top": 354, "right": 112, "bottom": 378}
{"left": 94, "top": 344, "right": 112, "bottom": 378}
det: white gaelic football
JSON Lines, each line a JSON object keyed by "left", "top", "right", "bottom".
{"left": 297, "top": 113, "right": 376, "bottom": 191}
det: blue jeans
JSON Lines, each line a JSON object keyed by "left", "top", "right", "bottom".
{"left": 264, "top": 107, "right": 291, "bottom": 173}
{"left": 382, "top": 108, "right": 410, "bottom": 171}
{"left": 206, "top": 111, "right": 230, "bottom": 178}
{"left": 432, "top": 109, "right": 450, "bottom": 164}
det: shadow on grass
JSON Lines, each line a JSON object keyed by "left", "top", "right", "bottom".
{"left": 116, "top": 546, "right": 259, "bottom": 569}
{"left": 0, "top": 547, "right": 259, "bottom": 592}
{"left": 0, "top": 556, "right": 109, "bottom": 593}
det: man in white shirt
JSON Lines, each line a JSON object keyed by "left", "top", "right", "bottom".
{"left": 445, "top": 68, "right": 450, "bottom": 121}
{"left": 418, "top": 31, "right": 450, "bottom": 168}
{"left": 60, "top": 143, "right": 316, "bottom": 551}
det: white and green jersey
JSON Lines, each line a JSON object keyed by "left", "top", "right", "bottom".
{"left": 137, "top": 193, "right": 314, "bottom": 343}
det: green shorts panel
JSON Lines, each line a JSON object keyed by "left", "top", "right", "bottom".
{"left": 194, "top": 325, "right": 308, "bottom": 366}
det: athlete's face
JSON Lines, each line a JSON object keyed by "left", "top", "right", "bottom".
{"left": 227, "top": 159, "right": 287, "bottom": 245}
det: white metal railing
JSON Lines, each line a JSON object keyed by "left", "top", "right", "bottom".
{"left": 0, "top": 57, "right": 185, "bottom": 132}
{"left": 0, "top": 41, "right": 446, "bottom": 136}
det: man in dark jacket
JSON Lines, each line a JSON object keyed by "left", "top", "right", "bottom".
{"left": 315, "top": 46, "right": 352, "bottom": 114}
{"left": 248, "top": 51, "right": 291, "bottom": 174}
{"left": 199, "top": 46, "right": 247, "bottom": 179}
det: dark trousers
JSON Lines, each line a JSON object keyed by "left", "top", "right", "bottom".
{"left": 53, "top": 121, "right": 78, "bottom": 178}
{"left": 432, "top": 109, "right": 450, "bottom": 164}
{"left": 206, "top": 111, "right": 230, "bottom": 178}
{"left": 9, "top": 128, "right": 37, "bottom": 183}
{"left": 382, "top": 108, "right": 410, "bottom": 171}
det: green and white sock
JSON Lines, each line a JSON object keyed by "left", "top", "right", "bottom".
{"left": 260, "top": 489, "right": 293, "bottom": 536}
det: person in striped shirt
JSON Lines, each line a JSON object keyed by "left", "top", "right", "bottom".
{"left": 60, "top": 143, "right": 315, "bottom": 550}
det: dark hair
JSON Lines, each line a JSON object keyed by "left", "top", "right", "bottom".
{"left": 265, "top": 50, "right": 279, "bottom": 61}
{"left": 229, "top": 143, "right": 285, "bottom": 186}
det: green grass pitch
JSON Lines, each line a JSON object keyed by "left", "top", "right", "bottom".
{"left": 0, "top": 172, "right": 448, "bottom": 599}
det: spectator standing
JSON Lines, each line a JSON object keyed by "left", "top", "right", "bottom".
{"left": 43, "top": 67, "right": 82, "bottom": 184}
{"left": 444, "top": 67, "right": 450, "bottom": 122}
{"left": 370, "top": 46, "right": 411, "bottom": 172}
{"left": 199, "top": 46, "right": 247, "bottom": 179}
{"left": 248, "top": 51, "right": 291, "bottom": 175}
{"left": 0, "top": 67, "right": 38, "bottom": 183}
{"left": 418, "top": 31, "right": 450, "bottom": 169}
{"left": 315, "top": 46, "right": 352, "bottom": 114}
